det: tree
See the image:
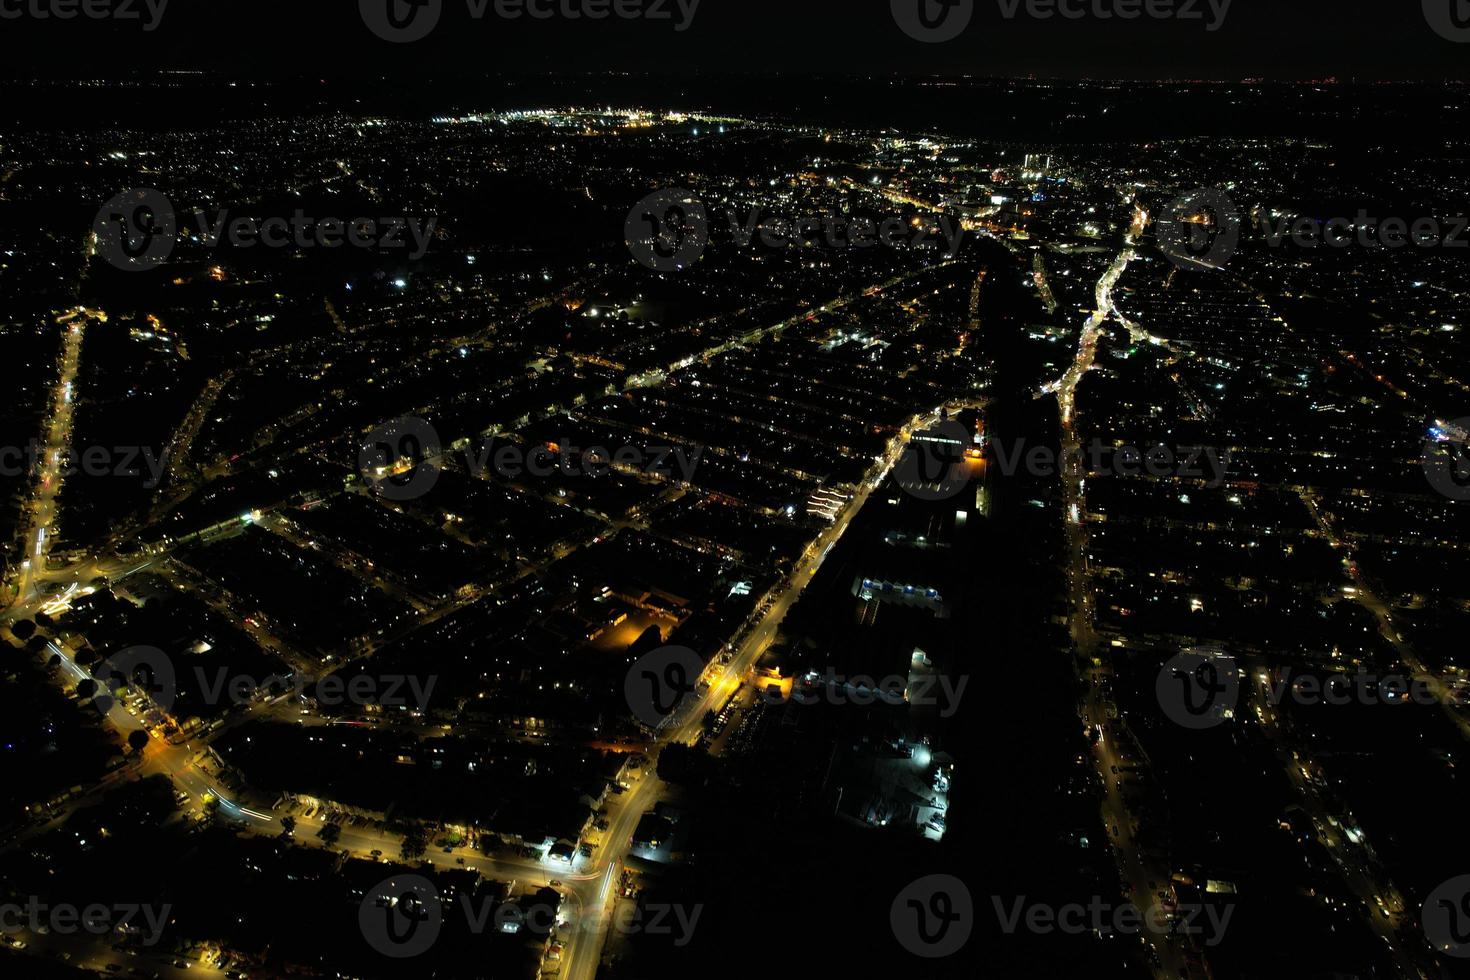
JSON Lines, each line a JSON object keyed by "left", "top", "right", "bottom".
{"left": 401, "top": 828, "right": 427, "bottom": 861}
{"left": 33, "top": 612, "right": 55, "bottom": 630}
{"left": 127, "top": 730, "right": 151, "bottom": 754}
{"left": 318, "top": 822, "right": 342, "bottom": 847}
{"left": 76, "top": 679, "right": 97, "bottom": 700}
{"left": 75, "top": 647, "right": 100, "bottom": 667}
{"left": 280, "top": 816, "right": 296, "bottom": 836}
{"left": 10, "top": 620, "right": 35, "bottom": 641}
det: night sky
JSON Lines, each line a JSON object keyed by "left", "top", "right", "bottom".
{"left": 0, "top": 0, "right": 1465, "bottom": 81}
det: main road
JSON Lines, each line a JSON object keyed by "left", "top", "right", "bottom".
{"left": 557, "top": 405, "right": 933, "bottom": 980}
{"left": 12, "top": 317, "right": 86, "bottom": 603}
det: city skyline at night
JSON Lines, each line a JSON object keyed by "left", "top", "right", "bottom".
{"left": 0, "top": 5, "right": 1468, "bottom": 980}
